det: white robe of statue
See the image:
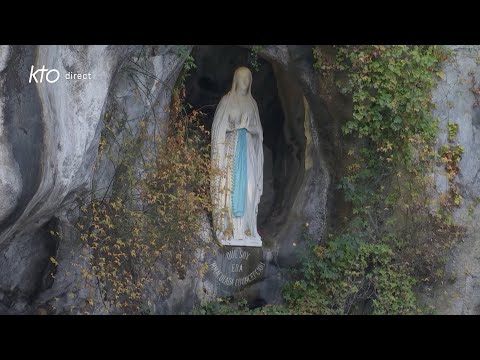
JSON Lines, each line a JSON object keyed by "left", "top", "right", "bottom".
{"left": 211, "top": 67, "right": 263, "bottom": 247}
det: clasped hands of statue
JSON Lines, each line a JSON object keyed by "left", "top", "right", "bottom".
{"left": 228, "top": 113, "right": 259, "bottom": 135}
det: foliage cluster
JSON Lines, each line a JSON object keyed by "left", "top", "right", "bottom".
{"left": 77, "top": 81, "right": 213, "bottom": 314}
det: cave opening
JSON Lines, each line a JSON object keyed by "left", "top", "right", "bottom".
{"left": 184, "top": 45, "right": 306, "bottom": 244}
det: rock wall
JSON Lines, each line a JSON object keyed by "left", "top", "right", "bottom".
{"left": 421, "top": 45, "right": 480, "bottom": 314}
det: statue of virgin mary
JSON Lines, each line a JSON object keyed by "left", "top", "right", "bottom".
{"left": 211, "top": 67, "right": 263, "bottom": 247}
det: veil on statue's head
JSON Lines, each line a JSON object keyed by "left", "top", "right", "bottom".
{"left": 230, "top": 66, "right": 253, "bottom": 96}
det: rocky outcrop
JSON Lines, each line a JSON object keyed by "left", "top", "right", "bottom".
{"left": 0, "top": 45, "right": 152, "bottom": 312}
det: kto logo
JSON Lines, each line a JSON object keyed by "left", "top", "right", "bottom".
{"left": 29, "top": 65, "right": 60, "bottom": 84}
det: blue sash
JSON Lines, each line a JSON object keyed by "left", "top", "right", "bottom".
{"left": 232, "top": 128, "right": 247, "bottom": 217}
